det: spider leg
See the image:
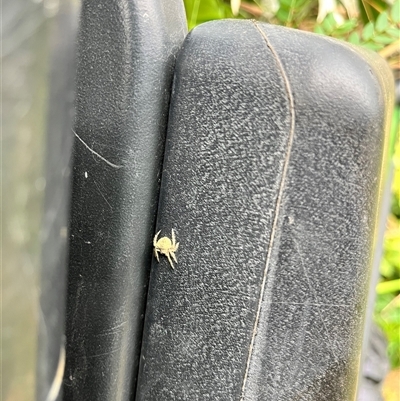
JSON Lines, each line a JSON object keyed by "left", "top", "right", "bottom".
{"left": 153, "top": 230, "right": 161, "bottom": 247}
{"left": 174, "top": 242, "right": 179, "bottom": 251}
{"left": 154, "top": 249, "right": 160, "bottom": 262}
{"left": 170, "top": 251, "right": 177, "bottom": 264}
{"left": 171, "top": 229, "right": 176, "bottom": 246}
{"left": 167, "top": 254, "right": 175, "bottom": 269}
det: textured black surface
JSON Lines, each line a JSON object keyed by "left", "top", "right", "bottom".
{"left": 64, "top": 1, "right": 187, "bottom": 400}
{"left": 136, "top": 20, "right": 393, "bottom": 401}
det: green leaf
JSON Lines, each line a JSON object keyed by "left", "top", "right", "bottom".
{"left": 385, "top": 249, "right": 400, "bottom": 272}
{"left": 279, "top": 0, "right": 293, "bottom": 7}
{"left": 386, "top": 27, "right": 400, "bottom": 38}
{"left": 376, "top": 11, "right": 389, "bottom": 32}
{"left": 377, "top": 279, "right": 400, "bottom": 294}
{"left": 361, "top": 41, "right": 384, "bottom": 50}
{"left": 198, "top": 0, "right": 230, "bottom": 19}
{"left": 321, "top": 13, "right": 337, "bottom": 34}
{"left": 365, "top": 0, "right": 390, "bottom": 16}
{"left": 348, "top": 31, "right": 360, "bottom": 44}
{"left": 276, "top": 8, "right": 290, "bottom": 23}
{"left": 391, "top": 0, "right": 400, "bottom": 23}
{"left": 333, "top": 18, "right": 358, "bottom": 34}
{"left": 385, "top": 238, "right": 400, "bottom": 253}
{"left": 296, "top": 0, "right": 311, "bottom": 8}
{"left": 373, "top": 34, "right": 396, "bottom": 44}
{"left": 185, "top": 0, "right": 233, "bottom": 28}
{"left": 362, "top": 21, "right": 375, "bottom": 40}
{"left": 375, "top": 293, "right": 396, "bottom": 313}
{"left": 389, "top": 106, "right": 400, "bottom": 159}
{"left": 314, "top": 25, "right": 325, "bottom": 35}
{"left": 380, "top": 257, "right": 396, "bottom": 278}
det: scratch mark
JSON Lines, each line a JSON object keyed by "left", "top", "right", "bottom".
{"left": 87, "top": 348, "right": 121, "bottom": 359}
{"left": 240, "top": 22, "right": 296, "bottom": 401}
{"left": 293, "top": 238, "right": 338, "bottom": 359}
{"left": 71, "top": 282, "right": 84, "bottom": 346}
{"left": 96, "top": 321, "right": 127, "bottom": 336}
{"left": 93, "top": 178, "right": 113, "bottom": 210}
{"left": 272, "top": 301, "right": 351, "bottom": 308}
{"left": 269, "top": 329, "right": 290, "bottom": 399}
{"left": 283, "top": 300, "right": 310, "bottom": 392}
{"left": 72, "top": 129, "right": 123, "bottom": 169}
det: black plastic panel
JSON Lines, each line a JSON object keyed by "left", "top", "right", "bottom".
{"left": 136, "top": 20, "right": 394, "bottom": 401}
{"left": 63, "top": 1, "right": 187, "bottom": 400}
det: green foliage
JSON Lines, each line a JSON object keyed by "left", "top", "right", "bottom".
{"left": 314, "top": 8, "right": 399, "bottom": 52}
{"left": 375, "top": 293, "right": 400, "bottom": 367}
{"left": 392, "top": 0, "right": 400, "bottom": 23}
{"left": 274, "top": 0, "right": 318, "bottom": 27}
{"left": 359, "top": 0, "right": 392, "bottom": 23}
{"left": 183, "top": 0, "right": 234, "bottom": 29}
{"left": 377, "top": 108, "right": 400, "bottom": 367}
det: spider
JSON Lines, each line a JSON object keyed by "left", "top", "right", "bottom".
{"left": 153, "top": 229, "right": 179, "bottom": 269}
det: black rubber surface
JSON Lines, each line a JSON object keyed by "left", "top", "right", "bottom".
{"left": 136, "top": 20, "right": 394, "bottom": 401}
{"left": 63, "top": 1, "right": 187, "bottom": 400}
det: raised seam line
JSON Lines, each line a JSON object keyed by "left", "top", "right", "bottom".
{"left": 239, "top": 21, "right": 296, "bottom": 401}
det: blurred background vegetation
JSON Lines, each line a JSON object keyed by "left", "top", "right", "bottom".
{"left": 183, "top": 0, "right": 400, "bottom": 394}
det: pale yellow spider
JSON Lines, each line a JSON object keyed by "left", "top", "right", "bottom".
{"left": 153, "top": 229, "right": 179, "bottom": 269}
